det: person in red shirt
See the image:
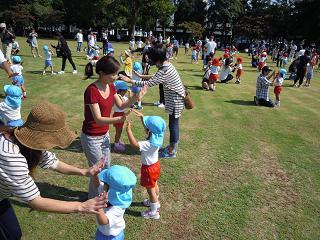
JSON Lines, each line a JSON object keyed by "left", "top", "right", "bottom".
{"left": 81, "top": 56, "right": 138, "bottom": 198}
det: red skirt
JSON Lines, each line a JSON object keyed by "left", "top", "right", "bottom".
{"left": 274, "top": 86, "right": 282, "bottom": 95}
{"left": 209, "top": 73, "right": 219, "bottom": 83}
{"left": 140, "top": 161, "right": 160, "bottom": 189}
{"left": 236, "top": 69, "right": 243, "bottom": 78}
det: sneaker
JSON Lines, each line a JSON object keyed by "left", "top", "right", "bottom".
{"left": 72, "top": 70, "right": 78, "bottom": 74}
{"left": 51, "top": 72, "right": 57, "bottom": 75}
{"left": 142, "top": 199, "right": 161, "bottom": 208}
{"left": 158, "top": 103, "right": 165, "bottom": 108}
{"left": 114, "top": 142, "right": 125, "bottom": 152}
{"left": 153, "top": 101, "right": 160, "bottom": 106}
{"left": 42, "top": 71, "right": 46, "bottom": 75}
{"left": 141, "top": 209, "right": 160, "bottom": 220}
{"left": 159, "top": 147, "right": 176, "bottom": 159}
{"left": 135, "top": 105, "right": 143, "bottom": 110}
{"left": 58, "top": 71, "right": 65, "bottom": 74}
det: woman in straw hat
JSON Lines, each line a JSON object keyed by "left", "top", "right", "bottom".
{"left": 0, "top": 101, "right": 107, "bottom": 240}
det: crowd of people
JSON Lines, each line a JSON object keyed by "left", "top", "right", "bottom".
{"left": 0, "top": 22, "right": 319, "bottom": 239}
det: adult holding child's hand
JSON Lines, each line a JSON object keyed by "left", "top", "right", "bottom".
{"left": 81, "top": 56, "right": 138, "bottom": 199}
{"left": 0, "top": 101, "right": 108, "bottom": 240}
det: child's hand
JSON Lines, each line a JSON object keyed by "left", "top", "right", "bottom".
{"left": 131, "top": 108, "right": 144, "bottom": 118}
{"left": 119, "top": 74, "right": 131, "bottom": 83}
{"left": 126, "top": 120, "right": 132, "bottom": 130}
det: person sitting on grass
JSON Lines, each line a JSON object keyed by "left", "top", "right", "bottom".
{"left": 254, "top": 66, "right": 276, "bottom": 107}
{"left": 0, "top": 85, "right": 23, "bottom": 127}
{"left": 92, "top": 165, "right": 136, "bottom": 240}
{"left": 219, "top": 58, "right": 234, "bottom": 84}
{"left": 126, "top": 111, "right": 166, "bottom": 220}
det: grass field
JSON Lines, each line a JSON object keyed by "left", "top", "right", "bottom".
{"left": 1, "top": 37, "right": 319, "bottom": 240}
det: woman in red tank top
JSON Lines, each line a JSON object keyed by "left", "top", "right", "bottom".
{"left": 81, "top": 56, "right": 137, "bottom": 198}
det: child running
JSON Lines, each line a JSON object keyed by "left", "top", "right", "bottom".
{"left": 235, "top": 57, "right": 244, "bottom": 84}
{"left": 113, "top": 80, "right": 129, "bottom": 152}
{"left": 93, "top": 165, "right": 136, "bottom": 240}
{"left": 209, "top": 58, "right": 220, "bottom": 91}
{"left": 126, "top": 111, "right": 166, "bottom": 219}
{"left": 272, "top": 68, "right": 286, "bottom": 107}
{"left": 10, "top": 56, "right": 27, "bottom": 98}
{"left": 42, "top": 45, "right": 56, "bottom": 75}
{"left": 0, "top": 85, "right": 23, "bottom": 127}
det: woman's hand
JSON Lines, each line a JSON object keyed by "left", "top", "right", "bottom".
{"left": 126, "top": 120, "right": 132, "bottom": 130}
{"left": 84, "top": 158, "right": 105, "bottom": 177}
{"left": 78, "top": 192, "right": 108, "bottom": 214}
{"left": 118, "top": 74, "right": 132, "bottom": 83}
{"left": 131, "top": 108, "right": 144, "bottom": 118}
{"left": 120, "top": 109, "right": 132, "bottom": 123}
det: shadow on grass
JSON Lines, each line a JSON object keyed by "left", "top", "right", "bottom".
{"left": 185, "top": 85, "right": 203, "bottom": 90}
{"left": 111, "top": 144, "right": 140, "bottom": 156}
{"left": 26, "top": 70, "right": 45, "bottom": 75}
{"left": 225, "top": 100, "right": 256, "bottom": 106}
{"left": 126, "top": 201, "right": 145, "bottom": 217}
{"left": 0, "top": 93, "right": 5, "bottom": 99}
{"left": 141, "top": 102, "right": 156, "bottom": 107}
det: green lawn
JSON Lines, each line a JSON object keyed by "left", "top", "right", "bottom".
{"left": 1, "top": 37, "right": 319, "bottom": 240}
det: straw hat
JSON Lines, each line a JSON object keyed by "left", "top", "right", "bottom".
{"left": 14, "top": 102, "right": 76, "bottom": 150}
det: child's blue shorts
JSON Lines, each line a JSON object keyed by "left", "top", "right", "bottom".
{"left": 95, "top": 229, "right": 124, "bottom": 240}
{"left": 45, "top": 60, "right": 53, "bottom": 67}
{"left": 12, "top": 75, "right": 24, "bottom": 86}
{"left": 306, "top": 72, "right": 313, "bottom": 80}
{"left": 192, "top": 55, "right": 197, "bottom": 61}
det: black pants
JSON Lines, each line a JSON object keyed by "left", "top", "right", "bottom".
{"left": 62, "top": 55, "right": 76, "bottom": 71}
{"left": 294, "top": 67, "right": 306, "bottom": 86}
{"left": 0, "top": 199, "right": 22, "bottom": 240}
{"left": 277, "top": 58, "right": 282, "bottom": 67}
{"left": 220, "top": 74, "right": 234, "bottom": 83}
{"left": 258, "top": 98, "right": 275, "bottom": 108}
{"left": 159, "top": 84, "right": 165, "bottom": 105}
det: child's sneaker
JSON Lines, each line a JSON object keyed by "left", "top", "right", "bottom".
{"left": 51, "top": 72, "right": 57, "bottom": 75}
{"left": 142, "top": 199, "right": 161, "bottom": 208}
{"left": 72, "top": 70, "right": 78, "bottom": 74}
{"left": 153, "top": 101, "right": 160, "bottom": 106}
{"left": 58, "top": 71, "right": 65, "bottom": 74}
{"left": 42, "top": 71, "right": 46, "bottom": 75}
{"left": 141, "top": 209, "right": 160, "bottom": 220}
{"left": 114, "top": 142, "right": 125, "bottom": 152}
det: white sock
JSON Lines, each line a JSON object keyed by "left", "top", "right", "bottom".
{"left": 138, "top": 101, "right": 141, "bottom": 107}
{"left": 150, "top": 202, "right": 159, "bottom": 213}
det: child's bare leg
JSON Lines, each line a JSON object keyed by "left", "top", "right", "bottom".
{"left": 21, "top": 84, "right": 27, "bottom": 97}
{"left": 147, "top": 187, "right": 158, "bottom": 203}
{"left": 114, "top": 127, "right": 123, "bottom": 143}
{"left": 50, "top": 66, "right": 54, "bottom": 73}
{"left": 155, "top": 182, "right": 159, "bottom": 197}
{"left": 31, "top": 48, "right": 35, "bottom": 57}
{"left": 35, "top": 47, "right": 41, "bottom": 57}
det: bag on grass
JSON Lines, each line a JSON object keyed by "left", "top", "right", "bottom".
{"left": 184, "top": 87, "right": 195, "bottom": 110}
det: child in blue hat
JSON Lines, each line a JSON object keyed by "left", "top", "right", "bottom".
{"left": 112, "top": 79, "right": 129, "bottom": 152}
{"left": 42, "top": 45, "right": 56, "bottom": 75}
{"left": 132, "top": 62, "right": 146, "bottom": 110}
{"left": 0, "top": 85, "right": 23, "bottom": 127}
{"left": 10, "top": 56, "right": 27, "bottom": 98}
{"left": 92, "top": 165, "right": 136, "bottom": 240}
{"left": 272, "top": 68, "right": 286, "bottom": 107}
{"left": 126, "top": 111, "right": 166, "bottom": 220}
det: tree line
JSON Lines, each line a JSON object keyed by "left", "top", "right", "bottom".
{"left": 1, "top": 0, "right": 319, "bottom": 42}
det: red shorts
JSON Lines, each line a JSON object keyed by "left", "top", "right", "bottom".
{"left": 258, "top": 62, "right": 265, "bottom": 70}
{"left": 113, "top": 112, "right": 125, "bottom": 128}
{"left": 140, "top": 161, "right": 160, "bottom": 189}
{"left": 236, "top": 69, "right": 243, "bottom": 78}
{"left": 209, "top": 73, "right": 219, "bottom": 83}
{"left": 274, "top": 86, "right": 282, "bottom": 95}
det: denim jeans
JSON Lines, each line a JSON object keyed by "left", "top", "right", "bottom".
{"left": 0, "top": 199, "right": 22, "bottom": 240}
{"left": 169, "top": 114, "right": 179, "bottom": 145}
{"left": 76, "top": 42, "right": 82, "bottom": 52}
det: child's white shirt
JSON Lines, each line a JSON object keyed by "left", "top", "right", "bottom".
{"left": 0, "top": 102, "right": 21, "bottom": 125}
{"left": 274, "top": 76, "right": 284, "bottom": 87}
{"left": 192, "top": 49, "right": 197, "bottom": 56}
{"left": 76, "top": 33, "right": 83, "bottom": 42}
{"left": 137, "top": 41, "right": 143, "bottom": 48}
{"left": 10, "top": 64, "right": 23, "bottom": 75}
{"left": 129, "top": 40, "right": 135, "bottom": 48}
{"left": 306, "top": 63, "right": 313, "bottom": 73}
{"left": 210, "top": 65, "right": 220, "bottom": 74}
{"left": 138, "top": 140, "right": 159, "bottom": 166}
{"left": 259, "top": 56, "right": 266, "bottom": 63}
{"left": 113, "top": 96, "right": 128, "bottom": 113}
{"left": 237, "top": 64, "right": 243, "bottom": 69}
{"left": 97, "top": 183, "right": 125, "bottom": 237}
{"left": 45, "top": 51, "right": 52, "bottom": 61}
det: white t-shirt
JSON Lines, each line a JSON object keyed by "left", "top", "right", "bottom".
{"left": 0, "top": 50, "right": 6, "bottom": 64}
{"left": 274, "top": 76, "right": 284, "bottom": 87}
{"left": 237, "top": 63, "right": 243, "bottom": 70}
{"left": 210, "top": 65, "right": 220, "bottom": 75}
{"left": 197, "top": 40, "right": 202, "bottom": 47}
{"left": 138, "top": 140, "right": 159, "bottom": 166}
{"left": 137, "top": 40, "right": 143, "bottom": 48}
{"left": 185, "top": 43, "right": 189, "bottom": 48}
{"left": 45, "top": 51, "right": 52, "bottom": 61}
{"left": 0, "top": 102, "right": 21, "bottom": 125}
{"left": 129, "top": 40, "right": 135, "bottom": 48}
{"left": 259, "top": 56, "right": 267, "bottom": 63}
{"left": 113, "top": 96, "right": 128, "bottom": 113}
{"left": 76, "top": 33, "right": 83, "bottom": 42}
{"left": 97, "top": 183, "right": 125, "bottom": 237}
{"left": 89, "top": 35, "right": 95, "bottom": 47}
{"left": 10, "top": 65, "right": 23, "bottom": 75}
{"left": 220, "top": 66, "right": 232, "bottom": 80}
{"left": 206, "top": 40, "right": 217, "bottom": 55}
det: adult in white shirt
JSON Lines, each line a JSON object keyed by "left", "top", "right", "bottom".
{"left": 205, "top": 36, "right": 217, "bottom": 58}
{"left": 75, "top": 29, "right": 83, "bottom": 52}
{"left": 129, "top": 38, "right": 135, "bottom": 50}
{"left": 0, "top": 49, "right": 14, "bottom": 77}
{"left": 137, "top": 38, "right": 143, "bottom": 49}
{"left": 219, "top": 58, "right": 234, "bottom": 83}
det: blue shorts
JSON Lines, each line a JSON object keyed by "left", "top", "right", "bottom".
{"left": 7, "top": 119, "right": 23, "bottom": 128}
{"left": 45, "top": 60, "right": 53, "bottom": 67}
{"left": 306, "top": 72, "right": 313, "bottom": 80}
{"left": 192, "top": 55, "right": 197, "bottom": 61}
{"left": 95, "top": 229, "right": 124, "bottom": 240}
{"left": 11, "top": 75, "right": 24, "bottom": 86}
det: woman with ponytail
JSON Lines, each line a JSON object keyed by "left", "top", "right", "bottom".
{"left": 81, "top": 56, "right": 139, "bottom": 199}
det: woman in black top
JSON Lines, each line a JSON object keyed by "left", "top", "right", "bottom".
{"left": 52, "top": 32, "right": 77, "bottom": 74}
{"left": 293, "top": 50, "right": 311, "bottom": 87}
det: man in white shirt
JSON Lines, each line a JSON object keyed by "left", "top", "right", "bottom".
{"left": 205, "top": 36, "right": 217, "bottom": 58}
{"left": 75, "top": 30, "right": 83, "bottom": 52}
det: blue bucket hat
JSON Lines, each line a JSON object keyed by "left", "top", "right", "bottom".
{"left": 4, "top": 85, "right": 22, "bottom": 109}
{"left": 280, "top": 68, "right": 286, "bottom": 78}
{"left": 107, "top": 48, "right": 114, "bottom": 54}
{"left": 98, "top": 165, "right": 136, "bottom": 209}
{"left": 43, "top": 45, "right": 49, "bottom": 51}
{"left": 143, "top": 116, "right": 166, "bottom": 147}
{"left": 133, "top": 62, "right": 143, "bottom": 73}
{"left": 114, "top": 81, "right": 128, "bottom": 91}
{"left": 12, "top": 56, "right": 21, "bottom": 64}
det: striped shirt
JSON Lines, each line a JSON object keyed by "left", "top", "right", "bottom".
{"left": 133, "top": 63, "right": 185, "bottom": 118}
{"left": 0, "top": 134, "right": 59, "bottom": 202}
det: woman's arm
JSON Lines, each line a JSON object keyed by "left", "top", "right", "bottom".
{"left": 88, "top": 103, "right": 127, "bottom": 125}
{"left": 132, "top": 70, "right": 153, "bottom": 79}
{"left": 29, "top": 193, "right": 107, "bottom": 214}
{"left": 126, "top": 121, "right": 140, "bottom": 149}
{"left": 54, "top": 160, "right": 104, "bottom": 177}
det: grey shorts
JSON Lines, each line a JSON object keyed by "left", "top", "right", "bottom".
{"left": 80, "top": 131, "right": 111, "bottom": 168}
